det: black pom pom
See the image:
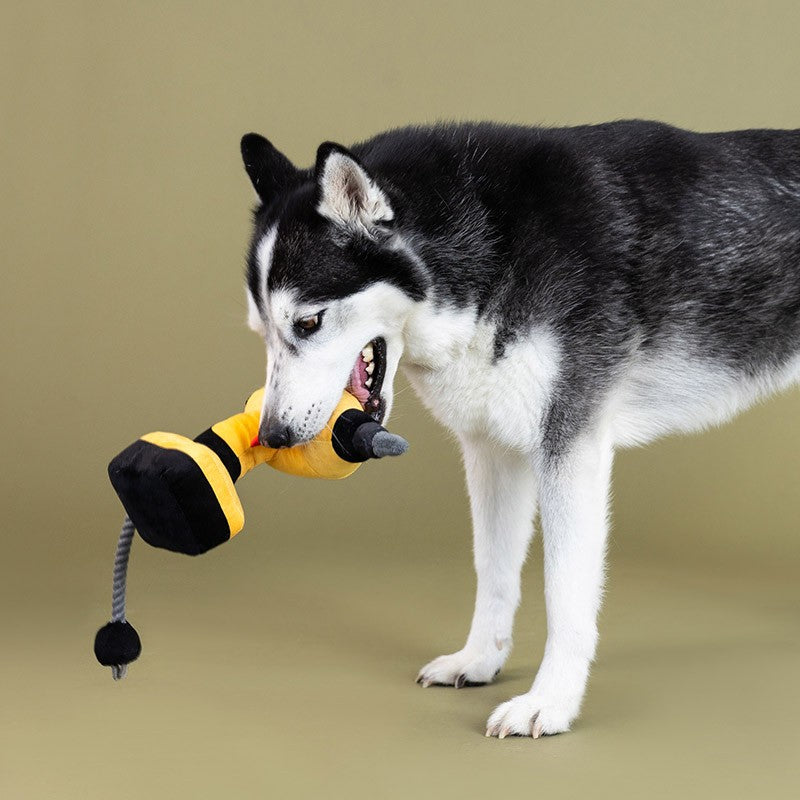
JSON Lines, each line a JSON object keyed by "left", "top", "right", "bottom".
{"left": 94, "top": 621, "right": 142, "bottom": 666}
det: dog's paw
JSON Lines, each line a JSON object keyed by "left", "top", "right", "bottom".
{"left": 485, "top": 691, "right": 579, "bottom": 739}
{"left": 416, "top": 648, "right": 504, "bottom": 688}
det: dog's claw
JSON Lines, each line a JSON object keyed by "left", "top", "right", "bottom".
{"left": 416, "top": 649, "right": 504, "bottom": 689}
{"left": 486, "top": 692, "right": 576, "bottom": 739}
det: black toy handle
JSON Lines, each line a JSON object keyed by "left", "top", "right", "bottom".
{"left": 331, "top": 410, "right": 409, "bottom": 462}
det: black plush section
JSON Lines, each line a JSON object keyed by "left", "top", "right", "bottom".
{"left": 108, "top": 440, "right": 231, "bottom": 555}
{"left": 94, "top": 621, "right": 141, "bottom": 666}
{"left": 193, "top": 428, "right": 241, "bottom": 482}
{"left": 331, "top": 409, "right": 381, "bottom": 462}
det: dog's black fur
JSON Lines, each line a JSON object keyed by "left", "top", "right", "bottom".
{"left": 244, "top": 120, "right": 800, "bottom": 453}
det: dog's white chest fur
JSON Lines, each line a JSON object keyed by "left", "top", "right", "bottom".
{"left": 400, "top": 303, "right": 800, "bottom": 453}
{"left": 401, "top": 301, "right": 560, "bottom": 448}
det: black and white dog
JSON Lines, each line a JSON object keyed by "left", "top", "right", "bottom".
{"left": 241, "top": 121, "right": 800, "bottom": 738}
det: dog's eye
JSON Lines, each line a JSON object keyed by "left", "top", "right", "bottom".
{"left": 294, "top": 313, "right": 321, "bottom": 335}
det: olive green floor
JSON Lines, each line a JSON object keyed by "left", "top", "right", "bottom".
{"left": 2, "top": 525, "right": 798, "bottom": 799}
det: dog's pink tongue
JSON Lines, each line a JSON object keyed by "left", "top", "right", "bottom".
{"left": 348, "top": 357, "right": 370, "bottom": 404}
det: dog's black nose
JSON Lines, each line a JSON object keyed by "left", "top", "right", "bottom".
{"left": 261, "top": 422, "right": 293, "bottom": 449}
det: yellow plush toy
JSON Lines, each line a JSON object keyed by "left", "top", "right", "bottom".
{"left": 94, "top": 388, "right": 408, "bottom": 678}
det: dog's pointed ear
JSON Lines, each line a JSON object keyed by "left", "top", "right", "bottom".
{"left": 240, "top": 133, "right": 298, "bottom": 204}
{"left": 314, "top": 142, "right": 394, "bottom": 233}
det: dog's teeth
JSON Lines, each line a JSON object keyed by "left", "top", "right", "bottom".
{"left": 361, "top": 344, "right": 374, "bottom": 361}
{"left": 365, "top": 377, "right": 373, "bottom": 388}
{"left": 365, "top": 362, "right": 375, "bottom": 375}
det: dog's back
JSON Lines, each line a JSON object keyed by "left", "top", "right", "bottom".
{"left": 351, "top": 121, "right": 800, "bottom": 448}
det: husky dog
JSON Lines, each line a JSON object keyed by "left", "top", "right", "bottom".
{"left": 240, "top": 121, "right": 800, "bottom": 738}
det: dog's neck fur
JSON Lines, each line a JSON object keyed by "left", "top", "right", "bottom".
{"left": 401, "top": 291, "right": 480, "bottom": 371}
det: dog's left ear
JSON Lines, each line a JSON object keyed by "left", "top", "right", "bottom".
{"left": 241, "top": 133, "right": 298, "bottom": 204}
{"left": 314, "top": 142, "right": 394, "bottom": 234}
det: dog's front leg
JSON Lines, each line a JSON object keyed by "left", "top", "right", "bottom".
{"left": 417, "top": 435, "right": 537, "bottom": 688}
{"left": 486, "top": 432, "right": 613, "bottom": 738}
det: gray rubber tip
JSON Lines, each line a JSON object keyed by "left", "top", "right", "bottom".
{"left": 371, "top": 430, "right": 409, "bottom": 458}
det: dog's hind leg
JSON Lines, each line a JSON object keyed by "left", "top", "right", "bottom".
{"left": 417, "top": 435, "right": 537, "bottom": 688}
{"left": 486, "top": 428, "right": 613, "bottom": 738}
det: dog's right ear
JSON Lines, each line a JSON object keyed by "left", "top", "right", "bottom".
{"left": 240, "top": 133, "right": 298, "bottom": 204}
{"left": 314, "top": 142, "right": 394, "bottom": 236}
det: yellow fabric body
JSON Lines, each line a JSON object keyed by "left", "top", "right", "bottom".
{"left": 134, "top": 390, "right": 363, "bottom": 545}
{"left": 139, "top": 431, "right": 245, "bottom": 538}
{"left": 210, "top": 411, "right": 262, "bottom": 477}
{"left": 211, "top": 389, "right": 363, "bottom": 480}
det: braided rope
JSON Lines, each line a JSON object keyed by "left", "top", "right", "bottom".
{"left": 110, "top": 516, "right": 135, "bottom": 679}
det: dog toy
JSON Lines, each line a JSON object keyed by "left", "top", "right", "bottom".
{"left": 94, "top": 388, "right": 407, "bottom": 679}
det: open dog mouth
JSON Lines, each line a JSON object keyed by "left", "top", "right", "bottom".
{"left": 347, "top": 336, "right": 387, "bottom": 423}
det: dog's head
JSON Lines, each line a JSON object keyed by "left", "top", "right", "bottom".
{"left": 241, "top": 134, "right": 426, "bottom": 448}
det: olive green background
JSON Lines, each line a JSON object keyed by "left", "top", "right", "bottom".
{"left": 2, "top": 2, "right": 799, "bottom": 797}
